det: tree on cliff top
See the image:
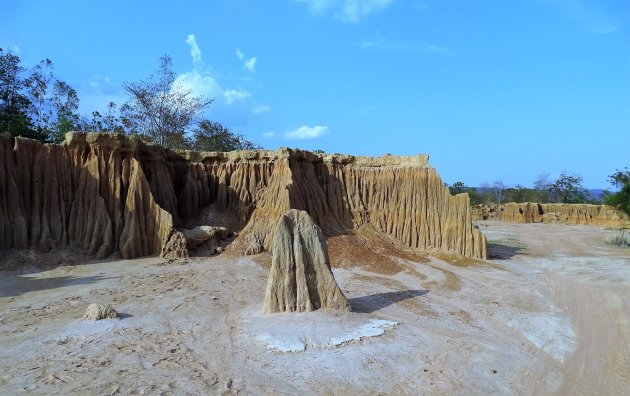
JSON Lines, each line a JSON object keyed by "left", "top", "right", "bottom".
{"left": 605, "top": 167, "right": 630, "bottom": 216}
{"left": 121, "top": 55, "right": 213, "bottom": 148}
{"left": 1, "top": 49, "right": 79, "bottom": 142}
{"left": 0, "top": 48, "right": 34, "bottom": 138}
{"left": 548, "top": 172, "right": 588, "bottom": 203}
{"left": 192, "top": 120, "right": 260, "bottom": 151}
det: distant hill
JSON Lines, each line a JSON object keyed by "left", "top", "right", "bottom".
{"left": 588, "top": 189, "right": 608, "bottom": 201}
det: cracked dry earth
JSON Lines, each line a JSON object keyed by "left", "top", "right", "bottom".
{"left": 1, "top": 222, "right": 629, "bottom": 395}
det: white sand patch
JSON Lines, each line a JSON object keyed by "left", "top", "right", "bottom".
{"left": 505, "top": 310, "right": 576, "bottom": 362}
{"left": 244, "top": 310, "right": 397, "bottom": 352}
{"left": 327, "top": 319, "right": 397, "bottom": 347}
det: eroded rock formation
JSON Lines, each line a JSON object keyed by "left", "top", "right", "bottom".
{"left": 263, "top": 209, "right": 350, "bottom": 313}
{"left": 473, "top": 203, "right": 629, "bottom": 227}
{"left": 0, "top": 132, "right": 487, "bottom": 260}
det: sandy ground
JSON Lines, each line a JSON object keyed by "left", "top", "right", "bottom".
{"left": 1, "top": 222, "right": 629, "bottom": 395}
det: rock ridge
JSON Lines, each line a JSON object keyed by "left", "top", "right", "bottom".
{"left": 0, "top": 132, "right": 487, "bottom": 260}
{"left": 473, "top": 202, "right": 629, "bottom": 227}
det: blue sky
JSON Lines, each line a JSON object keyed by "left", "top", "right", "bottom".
{"left": 1, "top": 0, "right": 628, "bottom": 188}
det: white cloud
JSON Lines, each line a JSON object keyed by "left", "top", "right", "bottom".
{"left": 10, "top": 45, "right": 20, "bottom": 54}
{"left": 186, "top": 34, "right": 203, "bottom": 66}
{"left": 284, "top": 125, "right": 328, "bottom": 139}
{"left": 360, "top": 37, "right": 450, "bottom": 54}
{"left": 176, "top": 36, "right": 255, "bottom": 109}
{"left": 236, "top": 48, "right": 257, "bottom": 73}
{"left": 224, "top": 89, "right": 252, "bottom": 104}
{"left": 244, "top": 56, "right": 257, "bottom": 73}
{"left": 253, "top": 105, "right": 272, "bottom": 115}
{"left": 236, "top": 48, "right": 245, "bottom": 61}
{"left": 88, "top": 75, "right": 115, "bottom": 93}
{"left": 263, "top": 132, "right": 276, "bottom": 138}
{"left": 296, "top": 0, "right": 393, "bottom": 23}
{"left": 175, "top": 70, "right": 224, "bottom": 99}
{"left": 423, "top": 45, "right": 450, "bottom": 54}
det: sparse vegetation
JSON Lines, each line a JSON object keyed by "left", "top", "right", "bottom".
{"left": 450, "top": 171, "right": 598, "bottom": 205}
{"left": 607, "top": 225, "right": 630, "bottom": 247}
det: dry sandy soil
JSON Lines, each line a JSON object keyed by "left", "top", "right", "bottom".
{"left": 1, "top": 222, "right": 629, "bottom": 395}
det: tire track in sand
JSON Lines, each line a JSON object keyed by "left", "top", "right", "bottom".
{"left": 550, "top": 273, "right": 630, "bottom": 395}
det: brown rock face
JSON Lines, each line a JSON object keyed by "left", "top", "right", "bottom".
{"left": 0, "top": 132, "right": 487, "bottom": 260}
{"left": 0, "top": 133, "right": 177, "bottom": 259}
{"left": 473, "top": 203, "right": 629, "bottom": 227}
{"left": 231, "top": 150, "right": 487, "bottom": 259}
{"left": 263, "top": 210, "right": 350, "bottom": 313}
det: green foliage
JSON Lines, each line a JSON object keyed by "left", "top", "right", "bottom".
{"left": 77, "top": 102, "right": 124, "bottom": 134}
{"left": 605, "top": 167, "right": 630, "bottom": 216}
{"left": 0, "top": 48, "right": 80, "bottom": 142}
{"left": 449, "top": 181, "right": 467, "bottom": 195}
{"left": 548, "top": 172, "right": 588, "bottom": 204}
{"left": 0, "top": 48, "right": 35, "bottom": 138}
{"left": 503, "top": 185, "right": 540, "bottom": 203}
{"left": 449, "top": 182, "right": 483, "bottom": 205}
{"left": 192, "top": 120, "right": 260, "bottom": 152}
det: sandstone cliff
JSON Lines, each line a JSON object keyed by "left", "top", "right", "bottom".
{"left": 473, "top": 203, "right": 629, "bottom": 227}
{"left": 263, "top": 210, "right": 350, "bottom": 313}
{"left": 0, "top": 132, "right": 487, "bottom": 260}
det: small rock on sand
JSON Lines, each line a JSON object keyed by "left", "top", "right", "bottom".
{"left": 83, "top": 304, "right": 119, "bottom": 320}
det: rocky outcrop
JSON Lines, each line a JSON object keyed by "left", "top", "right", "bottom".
{"left": 161, "top": 230, "right": 189, "bottom": 260}
{"left": 0, "top": 132, "right": 487, "bottom": 260}
{"left": 263, "top": 210, "right": 350, "bottom": 313}
{"left": 472, "top": 203, "right": 629, "bottom": 227}
{"left": 230, "top": 151, "right": 487, "bottom": 259}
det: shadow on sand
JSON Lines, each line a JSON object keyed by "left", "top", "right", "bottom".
{"left": 0, "top": 274, "right": 117, "bottom": 298}
{"left": 349, "top": 289, "right": 428, "bottom": 313}
{"left": 487, "top": 242, "right": 525, "bottom": 260}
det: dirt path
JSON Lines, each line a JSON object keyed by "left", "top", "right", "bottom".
{"left": 482, "top": 221, "right": 630, "bottom": 395}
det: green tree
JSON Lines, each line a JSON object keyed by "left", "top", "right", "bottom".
{"left": 0, "top": 48, "right": 39, "bottom": 139}
{"left": 192, "top": 120, "right": 259, "bottom": 151}
{"left": 121, "top": 55, "right": 212, "bottom": 148}
{"left": 449, "top": 181, "right": 467, "bottom": 195}
{"left": 24, "top": 58, "right": 55, "bottom": 136}
{"left": 78, "top": 102, "right": 124, "bottom": 134}
{"left": 17, "top": 57, "right": 81, "bottom": 142}
{"left": 449, "top": 181, "right": 483, "bottom": 205}
{"left": 549, "top": 172, "right": 588, "bottom": 203}
{"left": 605, "top": 167, "right": 630, "bottom": 216}
{"left": 504, "top": 185, "right": 539, "bottom": 203}
{"left": 50, "top": 80, "right": 80, "bottom": 142}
